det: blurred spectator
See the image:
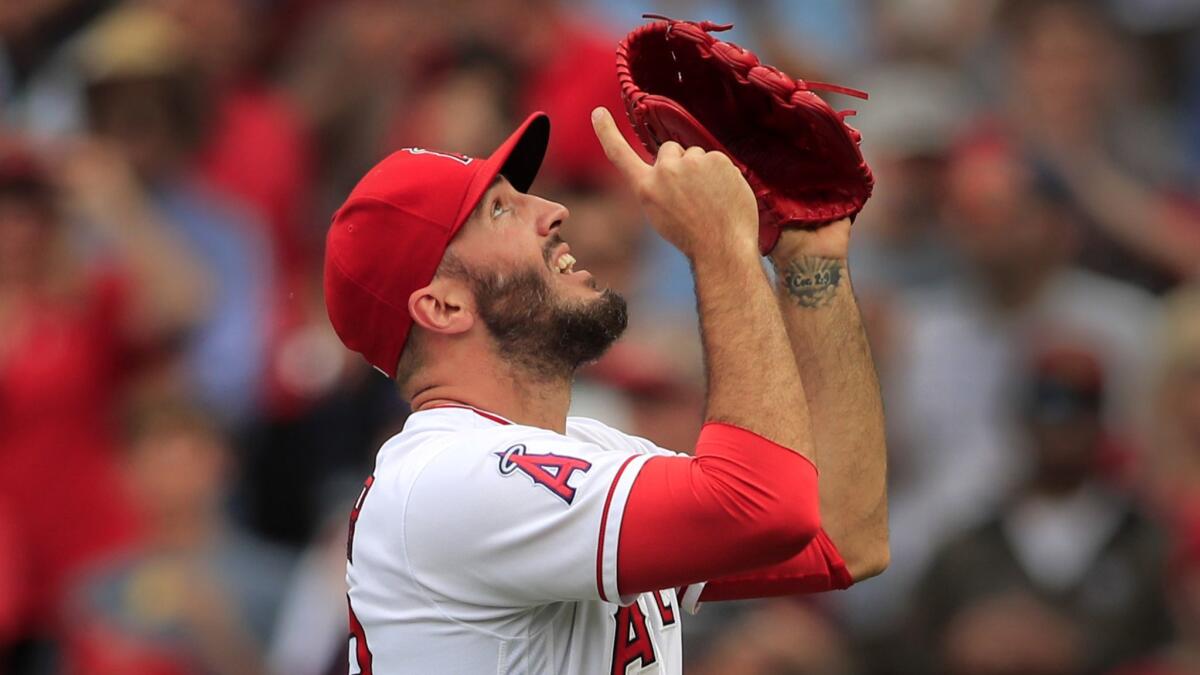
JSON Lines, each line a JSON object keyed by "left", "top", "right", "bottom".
{"left": 849, "top": 63, "right": 968, "bottom": 293}
{"left": 1143, "top": 284, "right": 1200, "bottom": 521}
{"left": 838, "top": 127, "right": 1161, "bottom": 636}
{"left": 0, "top": 135, "right": 208, "bottom": 665}
{"left": 691, "top": 599, "right": 857, "bottom": 675}
{"left": 461, "top": 0, "right": 641, "bottom": 185}
{"left": 3, "top": 0, "right": 1198, "bottom": 671}
{"left": 1126, "top": 284, "right": 1200, "bottom": 675}
{"left": 1000, "top": 0, "right": 1200, "bottom": 288}
{"left": 1111, "top": 544, "right": 1200, "bottom": 674}
{"left": 79, "top": 4, "right": 273, "bottom": 426}
{"left": 0, "top": 501, "right": 26, "bottom": 649}
{"left": 145, "top": 0, "right": 318, "bottom": 420}
{"left": 268, "top": 503, "right": 356, "bottom": 675}
{"left": 574, "top": 338, "right": 704, "bottom": 453}
{"left": 236, "top": 357, "right": 405, "bottom": 547}
{"left": 0, "top": 0, "right": 113, "bottom": 134}
{"left": 870, "top": 0, "right": 1001, "bottom": 63}
{"left": 912, "top": 347, "right": 1171, "bottom": 675}
{"left": 285, "top": 1, "right": 448, "bottom": 220}
{"left": 392, "top": 42, "right": 521, "bottom": 160}
{"left": 61, "top": 395, "right": 292, "bottom": 675}
{"left": 585, "top": 0, "right": 869, "bottom": 70}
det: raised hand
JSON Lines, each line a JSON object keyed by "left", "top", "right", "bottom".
{"left": 591, "top": 107, "right": 758, "bottom": 262}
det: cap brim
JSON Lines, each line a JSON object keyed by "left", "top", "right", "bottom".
{"left": 453, "top": 112, "right": 550, "bottom": 229}
{"left": 494, "top": 112, "right": 550, "bottom": 193}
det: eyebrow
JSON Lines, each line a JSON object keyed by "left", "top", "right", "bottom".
{"left": 469, "top": 175, "right": 507, "bottom": 222}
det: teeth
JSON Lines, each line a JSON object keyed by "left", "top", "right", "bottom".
{"left": 556, "top": 253, "right": 576, "bottom": 273}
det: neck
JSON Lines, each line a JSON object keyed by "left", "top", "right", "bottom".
{"left": 147, "top": 508, "right": 218, "bottom": 551}
{"left": 410, "top": 363, "right": 574, "bottom": 433}
{"left": 1027, "top": 471, "right": 1089, "bottom": 499}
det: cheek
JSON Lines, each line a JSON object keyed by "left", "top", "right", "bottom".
{"left": 1177, "top": 383, "right": 1200, "bottom": 427}
{"left": 0, "top": 216, "right": 50, "bottom": 260}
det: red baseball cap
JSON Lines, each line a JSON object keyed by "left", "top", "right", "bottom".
{"left": 324, "top": 112, "right": 551, "bottom": 377}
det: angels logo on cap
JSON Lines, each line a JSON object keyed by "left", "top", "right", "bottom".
{"left": 402, "top": 148, "right": 474, "bottom": 165}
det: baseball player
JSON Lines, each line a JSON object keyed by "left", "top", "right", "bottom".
{"left": 324, "top": 107, "right": 888, "bottom": 674}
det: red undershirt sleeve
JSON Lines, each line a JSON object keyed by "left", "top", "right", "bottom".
{"left": 615, "top": 422, "right": 823, "bottom": 598}
{"left": 697, "top": 528, "right": 853, "bottom": 602}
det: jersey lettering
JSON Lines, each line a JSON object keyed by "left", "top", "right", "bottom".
{"left": 348, "top": 595, "right": 374, "bottom": 675}
{"left": 347, "top": 475, "right": 375, "bottom": 564}
{"left": 653, "top": 590, "right": 676, "bottom": 627}
{"left": 496, "top": 444, "right": 592, "bottom": 504}
{"left": 611, "top": 601, "right": 657, "bottom": 675}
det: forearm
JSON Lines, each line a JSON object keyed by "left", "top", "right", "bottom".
{"left": 691, "top": 244, "right": 815, "bottom": 460}
{"left": 94, "top": 200, "right": 213, "bottom": 334}
{"left": 1056, "top": 154, "right": 1200, "bottom": 278}
{"left": 60, "top": 143, "right": 213, "bottom": 335}
{"left": 769, "top": 239, "right": 888, "bottom": 580}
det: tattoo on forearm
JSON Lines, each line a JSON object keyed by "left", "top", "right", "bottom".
{"left": 780, "top": 257, "right": 842, "bottom": 308}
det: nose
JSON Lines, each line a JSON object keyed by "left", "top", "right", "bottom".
{"left": 534, "top": 197, "right": 570, "bottom": 237}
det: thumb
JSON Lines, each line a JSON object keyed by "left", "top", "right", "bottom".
{"left": 591, "top": 107, "right": 647, "bottom": 180}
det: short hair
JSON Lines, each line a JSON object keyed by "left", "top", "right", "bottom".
{"left": 998, "top": 0, "right": 1120, "bottom": 43}
{"left": 84, "top": 72, "right": 209, "bottom": 153}
{"left": 0, "top": 148, "right": 56, "bottom": 214}
{"left": 123, "top": 392, "right": 222, "bottom": 450}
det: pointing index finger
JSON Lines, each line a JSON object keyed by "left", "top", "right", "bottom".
{"left": 591, "top": 107, "right": 648, "bottom": 179}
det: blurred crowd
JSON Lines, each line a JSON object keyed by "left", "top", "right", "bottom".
{"left": 1, "top": 0, "right": 1198, "bottom": 673}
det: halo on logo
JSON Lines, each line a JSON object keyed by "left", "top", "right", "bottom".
{"left": 496, "top": 444, "right": 527, "bottom": 475}
{"left": 402, "top": 148, "right": 473, "bottom": 165}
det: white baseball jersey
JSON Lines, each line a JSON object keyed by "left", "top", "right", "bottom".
{"left": 345, "top": 405, "right": 705, "bottom": 674}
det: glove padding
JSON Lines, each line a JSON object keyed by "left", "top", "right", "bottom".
{"left": 617, "top": 15, "right": 874, "bottom": 254}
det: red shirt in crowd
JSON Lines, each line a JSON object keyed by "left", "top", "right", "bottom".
{"left": 0, "top": 269, "right": 141, "bottom": 633}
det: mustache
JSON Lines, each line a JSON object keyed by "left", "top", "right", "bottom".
{"left": 542, "top": 233, "right": 565, "bottom": 266}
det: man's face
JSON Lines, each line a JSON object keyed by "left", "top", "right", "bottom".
{"left": 943, "top": 145, "right": 1068, "bottom": 278}
{"left": 0, "top": 194, "right": 55, "bottom": 284}
{"left": 443, "top": 176, "right": 628, "bottom": 378}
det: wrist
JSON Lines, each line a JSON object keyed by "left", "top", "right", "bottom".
{"left": 690, "top": 225, "right": 760, "bottom": 266}
{"left": 767, "top": 220, "right": 852, "bottom": 267}
{"left": 690, "top": 234, "right": 763, "bottom": 278}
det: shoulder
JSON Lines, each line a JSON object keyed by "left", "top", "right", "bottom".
{"left": 1047, "top": 268, "right": 1160, "bottom": 319}
{"left": 156, "top": 180, "right": 267, "bottom": 250}
{"left": 379, "top": 421, "right": 631, "bottom": 497}
{"left": 1041, "top": 269, "right": 1162, "bottom": 358}
{"left": 565, "top": 416, "right": 676, "bottom": 456}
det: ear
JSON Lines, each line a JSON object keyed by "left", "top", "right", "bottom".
{"left": 408, "top": 277, "right": 474, "bottom": 336}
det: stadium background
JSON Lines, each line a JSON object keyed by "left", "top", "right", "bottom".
{"left": 2, "top": 0, "right": 1200, "bottom": 673}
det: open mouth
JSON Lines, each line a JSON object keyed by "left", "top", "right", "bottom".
{"left": 548, "top": 242, "right": 578, "bottom": 275}
{"left": 554, "top": 252, "right": 577, "bottom": 274}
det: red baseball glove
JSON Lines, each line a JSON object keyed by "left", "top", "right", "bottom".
{"left": 617, "top": 15, "right": 874, "bottom": 254}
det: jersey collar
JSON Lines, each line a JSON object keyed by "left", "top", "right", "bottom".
{"left": 414, "top": 404, "right": 514, "bottom": 427}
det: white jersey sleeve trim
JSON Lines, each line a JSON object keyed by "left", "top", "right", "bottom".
{"left": 597, "top": 453, "right": 652, "bottom": 606}
{"left": 679, "top": 582, "right": 706, "bottom": 615}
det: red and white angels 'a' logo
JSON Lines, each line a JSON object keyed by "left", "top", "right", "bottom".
{"left": 496, "top": 444, "right": 592, "bottom": 505}
{"left": 402, "top": 148, "right": 473, "bottom": 165}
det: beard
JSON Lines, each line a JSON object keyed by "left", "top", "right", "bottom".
{"left": 457, "top": 261, "right": 628, "bottom": 381}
